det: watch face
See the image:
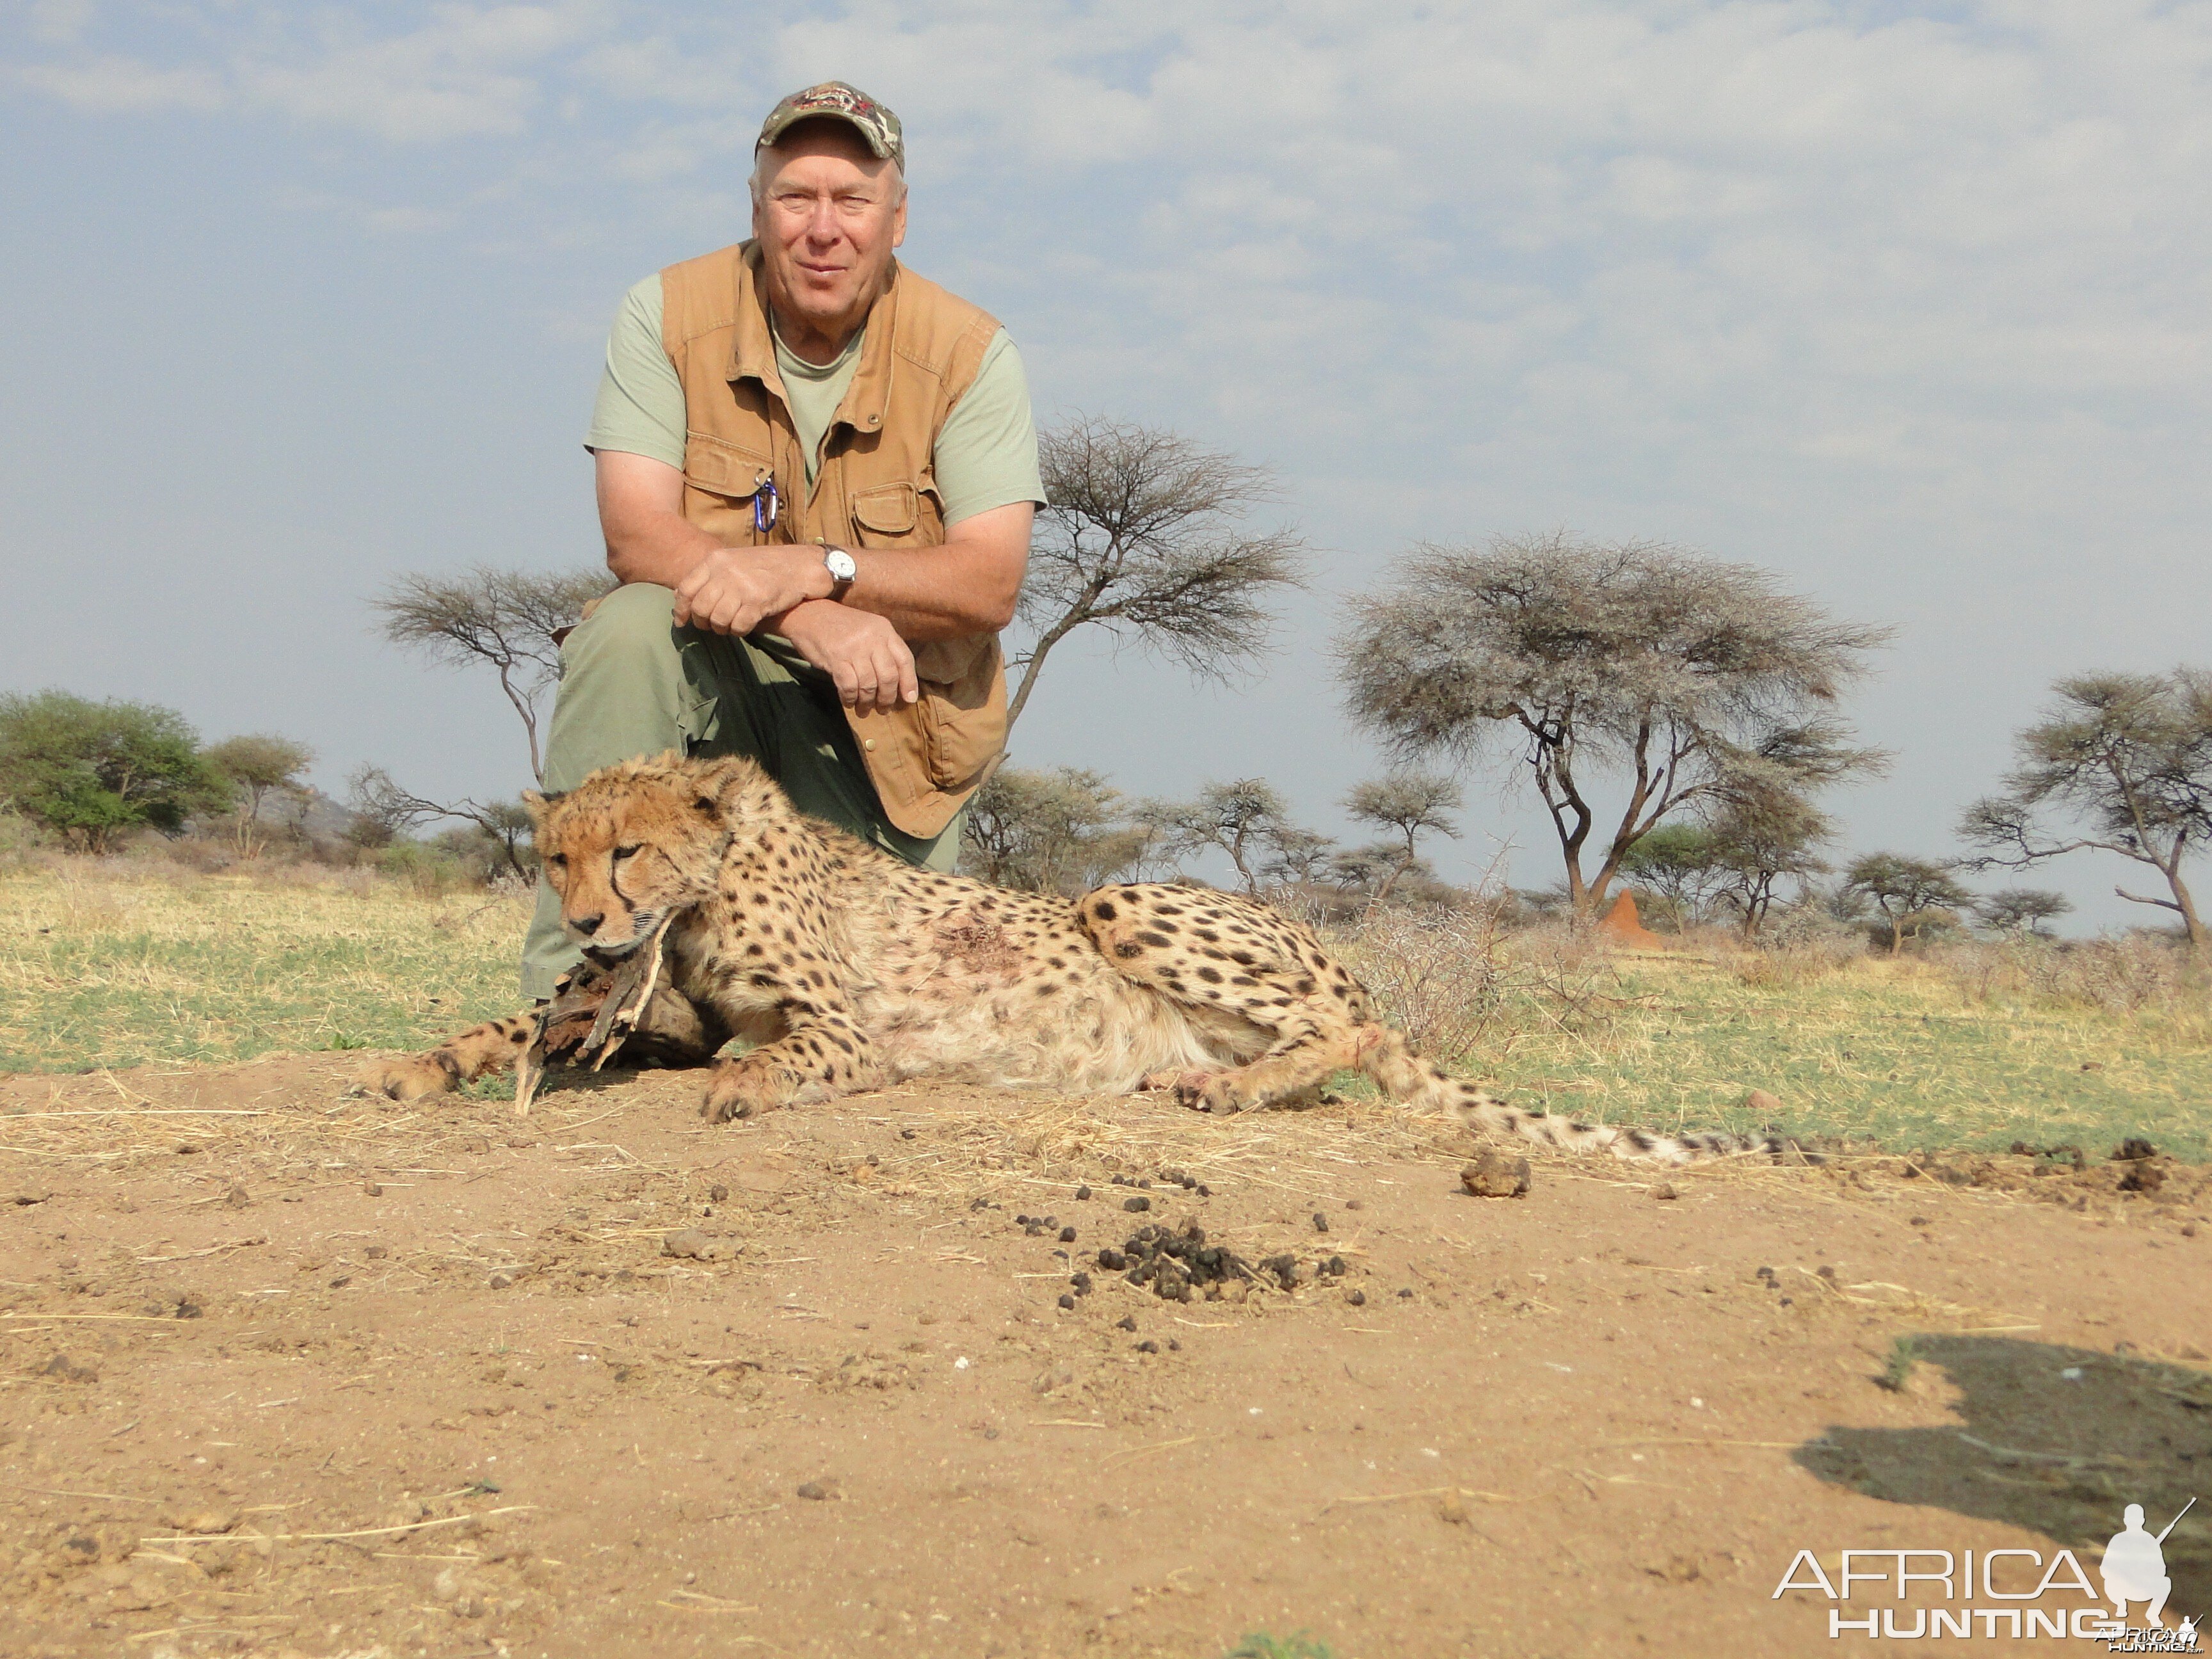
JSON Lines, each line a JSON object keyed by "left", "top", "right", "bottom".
{"left": 825, "top": 549, "right": 858, "bottom": 582}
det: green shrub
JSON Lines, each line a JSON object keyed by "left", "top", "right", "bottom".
{"left": 0, "top": 690, "right": 227, "bottom": 852}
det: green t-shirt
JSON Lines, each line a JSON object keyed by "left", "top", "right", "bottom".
{"left": 584, "top": 273, "right": 1044, "bottom": 525}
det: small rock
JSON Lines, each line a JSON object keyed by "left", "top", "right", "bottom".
{"left": 1346, "top": 1288, "right": 1366, "bottom": 1307}
{"left": 1460, "top": 1151, "right": 1532, "bottom": 1199}
{"left": 328, "top": 1275, "right": 351, "bottom": 1289}
{"left": 1057, "top": 1293, "right": 1075, "bottom": 1310}
{"left": 1059, "top": 1226, "right": 1077, "bottom": 1243}
{"left": 1438, "top": 1489, "right": 1470, "bottom": 1525}
{"left": 223, "top": 1184, "right": 252, "bottom": 1209}
{"left": 1135, "top": 1340, "right": 1158, "bottom": 1354}
{"left": 1075, "top": 1185, "right": 1091, "bottom": 1200}
{"left": 1745, "top": 1088, "right": 1783, "bottom": 1115}
{"left": 1123, "top": 1196, "right": 1151, "bottom": 1214}
{"left": 2081, "top": 1061, "right": 2106, "bottom": 1072}
{"left": 1311, "top": 1212, "right": 1329, "bottom": 1233}
{"left": 180, "top": 1510, "right": 237, "bottom": 1537}
{"left": 1115, "top": 1315, "right": 1137, "bottom": 1333}
{"left": 796, "top": 1480, "right": 830, "bottom": 1501}
{"left": 1397, "top": 1288, "right": 1415, "bottom": 1299}
{"left": 1343, "top": 1198, "right": 1363, "bottom": 1211}
{"left": 487, "top": 1272, "right": 514, "bottom": 1290}
{"left": 661, "top": 1229, "right": 723, "bottom": 1261}
{"left": 362, "top": 1180, "right": 383, "bottom": 1198}
{"left": 1652, "top": 1183, "right": 1678, "bottom": 1201}
{"left": 2183, "top": 1224, "right": 2199, "bottom": 1239}
{"left": 365, "top": 1244, "right": 388, "bottom": 1260}
{"left": 709, "top": 1184, "right": 729, "bottom": 1203}
{"left": 1097, "top": 1248, "right": 1127, "bottom": 1271}
{"left": 1196, "top": 1184, "right": 1211, "bottom": 1198}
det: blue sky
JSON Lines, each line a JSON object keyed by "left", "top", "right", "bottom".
{"left": 4, "top": 1, "right": 2208, "bottom": 928}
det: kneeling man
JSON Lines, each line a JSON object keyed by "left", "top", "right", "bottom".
{"left": 524, "top": 80, "right": 1042, "bottom": 998}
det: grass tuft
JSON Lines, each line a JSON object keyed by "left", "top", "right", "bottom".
{"left": 1875, "top": 1334, "right": 1923, "bottom": 1392}
{"left": 1223, "top": 1635, "right": 1336, "bottom": 1659}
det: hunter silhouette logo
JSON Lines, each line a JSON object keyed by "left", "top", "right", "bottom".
{"left": 2102, "top": 1498, "right": 2192, "bottom": 1629}
{"left": 1774, "top": 1495, "right": 2201, "bottom": 1646}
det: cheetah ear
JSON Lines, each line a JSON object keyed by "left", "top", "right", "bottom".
{"left": 521, "top": 789, "right": 564, "bottom": 829}
{"left": 685, "top": 754, "right": 757, "bottom": 817}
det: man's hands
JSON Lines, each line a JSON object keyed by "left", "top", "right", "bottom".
{"left": 776, "top": 600, "right": 918, "bottom": 716}
{"left": 595, "top": 451, "right": 1029, "bottom": 716}
{"left": 669, "top": 544, "right": 917, "bottom": 714}
{"left": 671, "top": 545, "right": 828, "bottom": 637}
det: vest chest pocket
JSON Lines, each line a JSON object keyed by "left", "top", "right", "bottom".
{"left": 683, "top": 435, "right": 776, "bottom": 543}
{"left": 849, "top": 480, "right": 931, "bottom": 547}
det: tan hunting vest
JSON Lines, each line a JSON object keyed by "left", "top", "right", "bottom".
{"left": 659, "top": 240, "right": 1009, "bottom": 839}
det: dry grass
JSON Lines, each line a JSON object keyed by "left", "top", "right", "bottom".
{"left": 1322, "top": 906, "right": 2212, "bottom": 1160}
{"left": 0, "top": 860, "right": 529, "bottom": 1073}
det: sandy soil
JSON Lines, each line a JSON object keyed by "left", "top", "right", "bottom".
{"left": 2, "top": 1055, "right": 2208, "bottom": 1658}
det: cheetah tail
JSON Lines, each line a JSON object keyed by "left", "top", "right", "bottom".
{"left": 1354, "top": 1024, "right": 1802, "bottom": 1167}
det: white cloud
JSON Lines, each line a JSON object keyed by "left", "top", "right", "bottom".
{"left": 241, "top": 4, "right": 607, "bottom": 142}
{"left": 13, "top": 52, "right": 222, "bottom": 113}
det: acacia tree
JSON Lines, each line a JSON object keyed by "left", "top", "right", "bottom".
{"left": 1007, "top": 417, "right": 1307, "bottom": 729}
{"left": 1336, "top": 534, "right": 1889, "bottom": 915}
{"left": 204, "top": 733, "right": 316, "bottom": 858}
{"left": 1706, "top": 792, "right": 1833, "bottom": 936}
{"left": 1616, "top": 822, "right": 1727, "bottom": 927}
{"left": 1841, "top": 853, "right": 1973, "bottom": 955}
{"left": 959, "top": 765, "right": 1148, "bottom": 894}
{"left": 1960, "top": 669, "right": 2210, "bottom": 953}
{"left": 1343, "top": 772, "right": 1461, "bottom": 906}
{"left": 347, "top": 765, "right": 535, "bottom": 882}
{"left": 1978, "top": 888, "right": 2073, "bottom": 940}
{"left": 371, "top": 566, "right": 613, "bottom": 784}
{"left": 1260, "top": 825, "right": 1340, "bottom": 887}
{"left": 1139, "top": 778, "right": 1309, "bottom": 894}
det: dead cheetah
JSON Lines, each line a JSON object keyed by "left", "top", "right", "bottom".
{"left": 364, "top": 752, "right": 1777, "bottom": 1164}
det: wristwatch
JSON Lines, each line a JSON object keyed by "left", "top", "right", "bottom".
{"left": 822, "top": 545, "right": 857, "bottom": 601}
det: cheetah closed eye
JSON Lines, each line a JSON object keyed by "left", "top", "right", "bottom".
{"left": 363, "top": 752, "right": 1786, "bottom": 1165}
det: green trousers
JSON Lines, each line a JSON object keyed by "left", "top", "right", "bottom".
{"left": 520, "top": 582, "right": 961, "bottom": 998}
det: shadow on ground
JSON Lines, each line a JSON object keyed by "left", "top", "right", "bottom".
{"left": 1798, "top": 1335, "right": 2212, "bottom": 1619}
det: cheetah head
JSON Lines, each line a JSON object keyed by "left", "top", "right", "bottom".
{"left": 525, "top": 752, "right": 771, "bottom": 959}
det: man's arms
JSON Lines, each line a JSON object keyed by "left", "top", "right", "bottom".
{"left": 595, "top": 449, "right": 1030, "bottom": 716}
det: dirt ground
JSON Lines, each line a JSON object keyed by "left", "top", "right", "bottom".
{"left": 3, "top": 1056, "right": 2208, "bottom": 1658}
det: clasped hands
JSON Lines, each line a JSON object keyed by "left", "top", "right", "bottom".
{"left": 671, "top": 545, "right": 919, "bottom": 717}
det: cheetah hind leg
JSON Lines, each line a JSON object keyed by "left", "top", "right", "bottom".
{"left": 1158, "top": 1022, "right": 1372, "bottom": 1115}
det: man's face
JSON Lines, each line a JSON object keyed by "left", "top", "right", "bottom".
{"left": 751, "top": 121, "right": 906, "bottom": 342}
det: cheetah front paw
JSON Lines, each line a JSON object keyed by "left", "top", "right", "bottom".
{"left": 700, "top": 1060, "right": 787, "bottom": 1124}
{"left": 1170, "top": 1071, "right": 1246, "bottom": 1114}
{"left": 356, "top": 1055, "right": 459, "bottom": 1103}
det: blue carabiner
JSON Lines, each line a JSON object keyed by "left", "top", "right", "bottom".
{"left": 753, "top": 477, "right": 780, "bottom": 535}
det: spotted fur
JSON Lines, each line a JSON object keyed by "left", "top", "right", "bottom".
{"left": 364, "top": 752, "right": 1781, "bottom": 1163}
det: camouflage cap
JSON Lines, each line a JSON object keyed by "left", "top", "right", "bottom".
{"left": 757, "top": 81, "right": 904, "bottom": 172}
